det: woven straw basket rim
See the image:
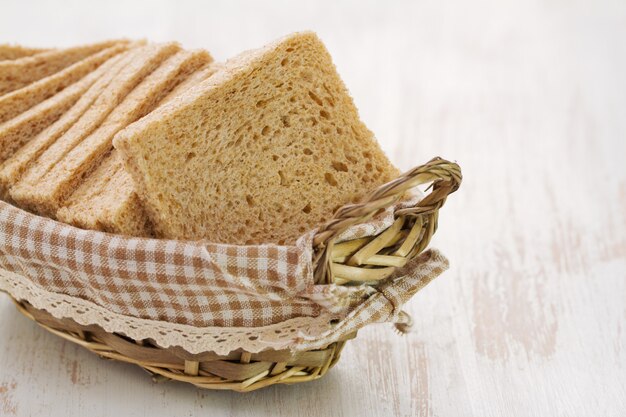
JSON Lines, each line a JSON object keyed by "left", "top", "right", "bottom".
{"left": 4, "top": 157, "right": 461, "bottom": 392}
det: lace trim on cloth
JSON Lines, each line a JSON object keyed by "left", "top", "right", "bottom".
{"left": 0, "top": 267, "right": 335, "bottom": 355}
{"left": 0, "top": 248, "right": 448, "bottom": 355}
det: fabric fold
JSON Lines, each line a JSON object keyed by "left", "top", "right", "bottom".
{"left": 0, "top": 188, "right": 447, "bottom": 354}
{"left": 0, "top": 248, "right": 448, "bottom": 354}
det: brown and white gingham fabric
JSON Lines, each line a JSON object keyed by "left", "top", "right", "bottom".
{"left": 0, "top": 191, "right": 443, "bottom": 337}
{"left": 294, "top": 249, "right": 448, "bottom": 351}
{"left": 0, "top": 201, "right": 319, "bottom": 327}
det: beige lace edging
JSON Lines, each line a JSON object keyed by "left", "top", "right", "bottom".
{"left": 0, "top": 267, "right": 336, "bottom": 355}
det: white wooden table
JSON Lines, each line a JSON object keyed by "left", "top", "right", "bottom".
{"left": 1, "top": 1, "right": 625, "bottom": 416}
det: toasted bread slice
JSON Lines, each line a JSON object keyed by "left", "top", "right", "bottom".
{"left": 0, "top": 44, "right": 137, "bottom": 164}
{"left": 0, "top": 40, "right": 125, "bottom": 95}
{"left": 0, "top": 52, "right": 128, "bottom": 165}
{"left": 13, "top": 47, "right": 209, "bottom": 216}
{"left": 0, "top": 42, "right": 129, "bottom": 124}
{"left": 114, "top": 32, "right": 399, "bottom": 244}
{"left": 0, "top": 44, "right": 50, "bottom": 61}
{"left": 57, "top": 62, "right": 221, "bottom": 236}
{"left": 10, "top": 43, "right": 180, "bottom": 212}
{"left": 56, "top": 150, "right": 152, "bottom": 237}
{"left": 0, "top": 51, "right": 131, "bottom": 197}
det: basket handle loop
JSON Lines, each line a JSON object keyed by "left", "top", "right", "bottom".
{"left": 312, "top": 157, "right": 462, "bottom": 285}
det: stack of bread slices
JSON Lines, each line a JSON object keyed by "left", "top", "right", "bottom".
{"left": 0, "top": 32, "right": 399, "bottom": 245}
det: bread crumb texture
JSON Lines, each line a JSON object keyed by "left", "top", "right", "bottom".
{"left": 115, "top": 32, "right": 399, "bottom": 244}
{"left": 57, "top": 150, "right": 153, "bottom": 237}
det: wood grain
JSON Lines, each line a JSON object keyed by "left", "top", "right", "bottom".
{"left": 1, "top": 0, "right": 625, "bottom": 416}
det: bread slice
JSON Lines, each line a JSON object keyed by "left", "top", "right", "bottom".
{"left": 56, "top": 150, "right": 152, "bottom": 236}
{"left": 0, "top": 51, "right": 131, "bottom": 197}
{"left": 114, "top": 32, "right": 400, "bottom": 244}
{"left": 9, "top": 47, "right": 146, "bottom": 188}
{"left": 57, "top": 61, "right": 221, "bottom": 235}
{"left": 13, "top": 47, "right": 210, "bottom": 216}
{"left": 0, "top": 40, "right": 125, "bottom": 95}
{"left": 158, "top": 62, "right": 223, "bottom": 107}
{"left": 9, "top": 43, "right": 180, "bottom": 212}
{"left": 0, "top": 44, "right": 49, "bottom": 61}
{"left": 0, "top": 42, "right": 129, "bottom": 124}
{"left": 0, "top": 48, "right": 135, "bottom": 164}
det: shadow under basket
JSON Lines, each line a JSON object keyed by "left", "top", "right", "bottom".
{"left": 5, "top": 157, "right": 461, "bottom": 392}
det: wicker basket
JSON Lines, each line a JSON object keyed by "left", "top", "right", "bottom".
{"left": 3, "top": 157, "right": 461, "bottom": 392}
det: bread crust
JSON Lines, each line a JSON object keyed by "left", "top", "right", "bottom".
{"left": 10, "top": 43, "right": 183, "bottom": 215}
{"left": 0, "top": 40, "right": 126, "bottom": 95}
{"left": 0, "top": 44, "right": 50, "bottom": 61}
{"left": 0, "top": 51, "right": 131, "bottom": 197}
{"left": 0, "top": 42, "right": 129, "bottom": 124}
{"left": 57, "top": 53, "right": 217, "bottom": 235}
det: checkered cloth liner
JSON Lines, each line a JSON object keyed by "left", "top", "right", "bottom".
{"left": 0, "top": 196, "right": 447, "bottom": 346}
